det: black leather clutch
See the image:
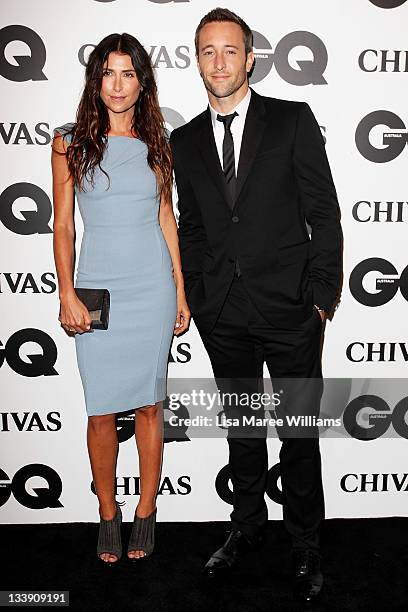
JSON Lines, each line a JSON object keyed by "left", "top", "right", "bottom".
{"left": 74, "top": 288, "right": 110, "bottom": 330}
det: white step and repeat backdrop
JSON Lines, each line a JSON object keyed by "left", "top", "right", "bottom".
{"left": 1, "top": 0, "right": 408, "bottom": 524}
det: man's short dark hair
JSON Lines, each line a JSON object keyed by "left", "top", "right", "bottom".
{"left": 195, "top": 7, "right": 253, "bottom": 56}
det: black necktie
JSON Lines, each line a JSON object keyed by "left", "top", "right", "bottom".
{"left": 217, "top": 111, "right": 241, "bottom": 277}
{"left": 217, "top": 112, "right": 238, "bottom": 203}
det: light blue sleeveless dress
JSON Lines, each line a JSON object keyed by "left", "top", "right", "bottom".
{"left": 55, "top": 124, "right": 177, "bottom": 416}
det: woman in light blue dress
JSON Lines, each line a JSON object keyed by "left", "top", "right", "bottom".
{"left": 52, "top": 33, "right": 190, "bottom": 566}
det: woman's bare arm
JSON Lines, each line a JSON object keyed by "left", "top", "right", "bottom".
{"left": 51, "top": 134, "right": 91, "bottom": 333}
{"left": 159, "top": 195, "right": 190, "bottom": 335}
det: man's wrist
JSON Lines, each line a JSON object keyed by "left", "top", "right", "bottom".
{"left": 314, "top": 304, "right": 327, "bottom": 317}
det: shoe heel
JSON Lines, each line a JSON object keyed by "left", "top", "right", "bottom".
{"left": 127, "top": 508, "right": 157, "bottom": 562}
{"left": 97, "top": 502, "right": 122, "bottom": 567}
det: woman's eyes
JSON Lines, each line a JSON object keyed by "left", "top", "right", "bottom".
{"left": 102, "top": 71, "right": 135, "bottom": 77}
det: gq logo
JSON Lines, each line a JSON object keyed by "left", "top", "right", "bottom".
{"left": 0, "top": 25, "right": 46, "bottom": 81}
{"left": 0, "top": 183, "right": 52, "bottom": 235}
{"left": 349, "top": 258, "right": 408, "bottom": 306}
{"left": 216, "top": 463, "right": 282, "bottom": 505}
{"left": 250, "top": 30, "right": 328, "bottom": 86}
{"left": 161, "top": 107, "right": 186, "bottom": 132}
{"left": 0, "top": 329, "right": 58, "bottom": 377}
{"left": 368, "top": 0, "right": 407, "bottom": 7}
{"left": 343, "top": 395, "right": 408, "bottom": 440}
{"left": 355, "top": 111, "right": 408, "bottom": 163}
{"left": 0, "top": 465, "right": 63, "bottom": 509}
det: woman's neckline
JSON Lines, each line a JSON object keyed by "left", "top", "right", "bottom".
{"left": 107, "top": 135, "right": 140, "bottom": 139}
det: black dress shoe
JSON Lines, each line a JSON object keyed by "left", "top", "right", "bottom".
{"left": 292, "top": 549, "right": 323, "bottom": 604}
{"left": 203, "top": 530, "right": 259, "bottom": 578}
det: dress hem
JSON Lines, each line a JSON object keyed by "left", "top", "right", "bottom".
{"left": 85, "top": 394, "right": 166, "bottom": 417}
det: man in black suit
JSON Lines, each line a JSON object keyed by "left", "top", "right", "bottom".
{"left": 170, "top": 8, "right": 342, "bottom": 603}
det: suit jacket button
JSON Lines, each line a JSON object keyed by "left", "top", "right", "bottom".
{"left": 232, "top": 216, "right": 239, "bottom": 223}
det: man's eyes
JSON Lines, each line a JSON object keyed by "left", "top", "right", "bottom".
{"left": 203, "top": 50, "right": 237, "bottom": 56}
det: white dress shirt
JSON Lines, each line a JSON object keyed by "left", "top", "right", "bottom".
{"left": 209, "top": 88, "right": 252, "bottom": 175}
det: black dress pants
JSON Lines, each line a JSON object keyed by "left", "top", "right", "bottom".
{"left": 197, "top": 275, "right": 325, "bottom": 552}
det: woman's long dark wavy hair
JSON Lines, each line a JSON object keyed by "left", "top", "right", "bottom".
{"left": 64, "top": 33, "right": 172, "bottom": 201}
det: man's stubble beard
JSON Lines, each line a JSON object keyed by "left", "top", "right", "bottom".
{"left": 201, "top": 68, "right": 248, "bottom": 100}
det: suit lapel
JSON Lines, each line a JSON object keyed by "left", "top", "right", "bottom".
{"left": 235, "top": 90, "right": 267, "bottom": 206}
{"left": 197, "top": 109, "right": 232, "bottom": 211}
{"left": 195, "top": 91, "right": 268, "bottom": 211}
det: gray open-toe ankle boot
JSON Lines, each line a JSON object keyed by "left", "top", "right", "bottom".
{"left": 127, "top": 507, "right": 157, "bottom": 561}
{"left": 97, "top": 502, "right": 122, "bottom": 567}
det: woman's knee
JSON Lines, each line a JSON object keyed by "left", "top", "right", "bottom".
{"left": 136, "top": 403, "right": 160, "bottom": 420}
{"left": 88, "top": 413, "right": 116, "bottom": 433}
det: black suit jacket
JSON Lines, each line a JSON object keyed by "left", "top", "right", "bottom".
{"left": 170, "top": 89, "right": 343, "bottom": 335}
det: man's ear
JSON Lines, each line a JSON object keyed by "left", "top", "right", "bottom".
{"left": 246, "top": 50, "right": 254, "bottom": 73}
{"left": 196, "top": 54, "right": 203, "bottom": 77}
